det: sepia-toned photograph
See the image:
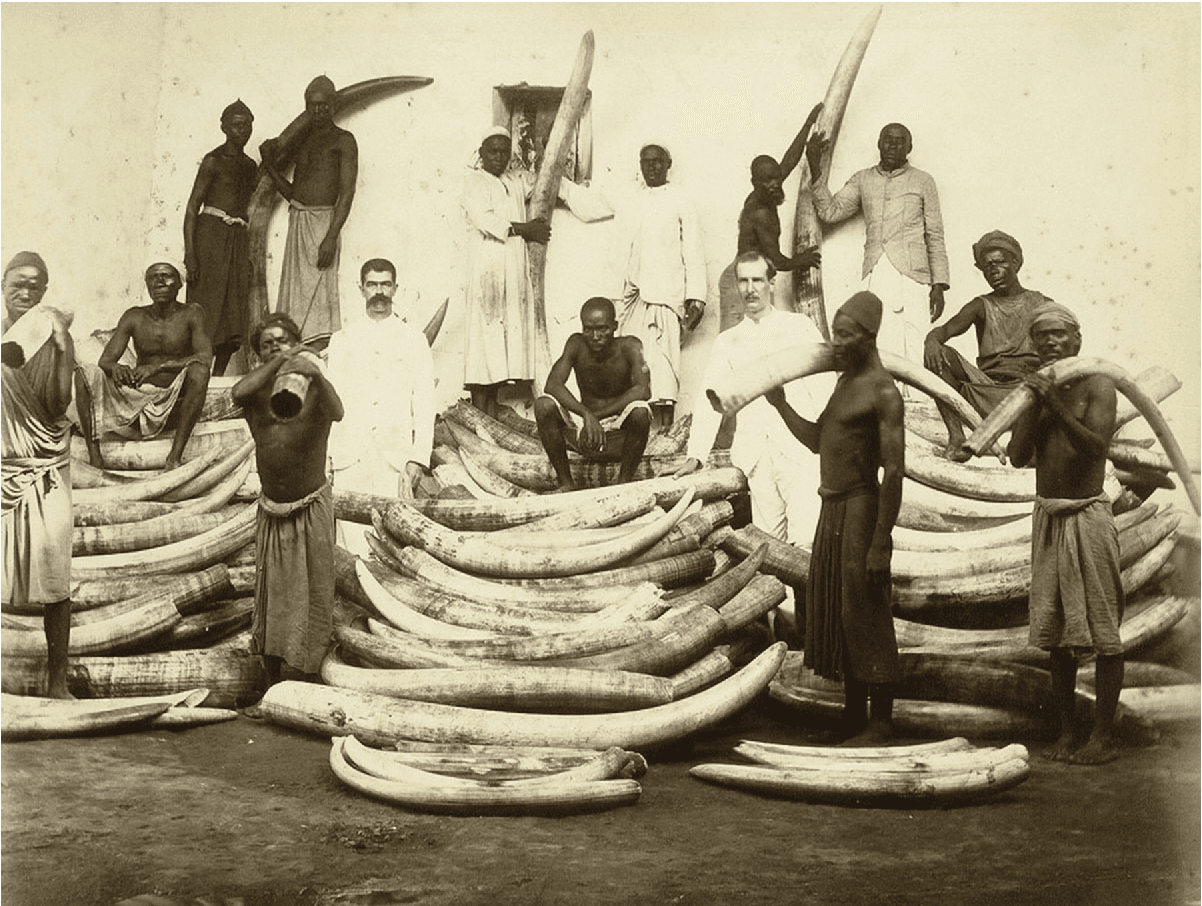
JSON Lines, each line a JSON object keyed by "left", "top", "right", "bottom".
{"left": 2, "top": 4, "right": 1198, "bottom": 904}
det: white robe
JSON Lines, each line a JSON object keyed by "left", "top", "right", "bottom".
{"left": 618, "top": 182, "right": 706, "bottom": 404}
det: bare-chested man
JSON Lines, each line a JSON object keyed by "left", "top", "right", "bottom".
{"left": 75, "top": 263, "right": 212, "bottom": 470}
{"left": 1008, "top": 301, "right": 1124, "bottom": 765}
{"left": 736, "top": 103, "right": 824, "bottom": 276}
{"left": 768, "top": 291, "right": 904, "bottom": 745}
{"left": 260, "top": 75, "right": 358, "bottom": 349}
{"left": 533, "top": 297, "right": 651, "bottom": 491}
{"left": 183, "top": 99, "right": 257, "bottom": 375}
{"left": 233, "top": 313, "right": 344, "bottom": 688}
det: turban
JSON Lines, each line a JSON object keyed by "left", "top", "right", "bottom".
{"left": 640, "top": 141, "right": 672, "bottom": 159}
{"left": 837, "top": 291, "right": 883, "bottom": 336}
{"left": 4, "top": 251, "right": 47, "bottom": 281}
{"left": 305, "top": 75, "right": 336, "bottom": 97}
{"left": 972, "top": 230, "right": 1023, "bottom": 270}
{"left": 1029, "top": 300, "right": 1080, "bottom": 335}
{"left": 221, "top": 98, "right": 254, "bottom": 123}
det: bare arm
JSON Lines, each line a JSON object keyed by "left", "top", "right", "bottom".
{"left": 544, "top": 337, "right": 588, "bottom": 418}
{"left": 765, "top": 386, "right": 819, "bottom": 453}
{"left": 183, "top": 155, "right": 217, "bottom": 283}
{"left": 1027, "top": 372, "right": 1115, "bottom": 460}
{"left": 924, "top": 297, "right": 984, "bottom": 371}
{"left": 318, "top": 133, "right": 359, "bottom": 269}
{"left": 869, "top": 383, "right": 905, "bottom": 585}
{"left": 1007, "top": 403, "right": 1040, "bottom": 469}
{"left": 258, "top": 138, "right": 294, "bottom": 201}
{"left": 97, "top": 311, "right": 137, "bottom": 386}
{"left": 779, "top": 103, "right": 824, "bottom": 180}
{"left": 44, "top": 309, "right": 75, "bottom": 417}
{"left": 232, "top": 351, "right": 289, "bottom": 407}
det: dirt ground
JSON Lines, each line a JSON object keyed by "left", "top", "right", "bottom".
{"left": 2, "top": 693, "right": 1198, "bottom": 906}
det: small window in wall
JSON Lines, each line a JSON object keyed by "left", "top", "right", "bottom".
{"left": 493, "top": 84, "right": 593, "bottom": 182}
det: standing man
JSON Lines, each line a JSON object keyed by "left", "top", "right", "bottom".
{"left": 925, "top": 230, "right": 1050, "bottom": 459}
{"left": 1, "top": 252, "right": 76, "bottom": 698}
{"left": 461, "top": 126, "right": 551, "bottom": 420}
{"left": 769, "top": 291, "right": 905, "bottom": 745}
{"left": 260, "top": 75, "right": 358, "bottom": 350}
{"left": 735, "top": 104, "right": 825, "bottom": 277}
{"left": 1008, "top": 301, "right": 1124, "bottom": 765}
{"left": 183, "top": 99, "right": 258, "bottom": 376}
{"left": 807, "top": 123, "right": 950, "bottom": 367}
{"left": 534, "top": 297, "right": 651, "bottom": 491}
{"left": 616, "top": 142, "right": 707, "bottom": 429}
{"left": 233, "top": 313, "right": 344, "bottom": 687}
{"left": 74, "top": 263, "right": 212, "bottom": 470}
{"left": 327, "top": 258, "right": 435, "bottom": 555}
{"left": 679, "top": 251, "right": 833, "bottom": 548}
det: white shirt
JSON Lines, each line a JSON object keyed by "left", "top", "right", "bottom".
{"left": 326, "top": 312, "right": 435, "bottom": 476}
{"left": 624, "top": 182, "right": 706, "bottom": 311}
{"left": 687, "top": 306, "right": 834, "bottom": 471}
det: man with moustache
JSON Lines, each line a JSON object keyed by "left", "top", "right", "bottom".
{"left": 1008, "top": 301, "right": 1124, "bottom": 765}
{"left": 616, "top": 142, "right": 707, "bottom": 428}
{"left": 74, "top": 262, "right": 212, "bottom": 470}
{"left": 326, "top": 258, "right": 435, "bottom": 554}
{"left": 234, "top": 312, "right": 344, "bottom": 687}
{"left": 925, "top": 230, "right": 1050, "bottom": 459}
{"left": 260, "top": 75, "right": 358, "bottom": 349}
{"left": 183, "top": 99, "right": 258, "bottom": 375}
{"left": 768, "top": 291, "right": 905, "bottom": 745}
{"left": 534, "top": 296, "right": 651, "bottom": 491}
{"left": 807, "top": 123, "right": 950, "bottom": 367}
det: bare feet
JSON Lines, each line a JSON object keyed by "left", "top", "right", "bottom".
{"left": 46, "top": 686, "right": 76, "bottom": 701}
{"left": 1040, "top": 731, "right": 1080, "bottom": 762}
{"left": 164, "top": 456, "right": 182, "bottom": 471}
{"left": 551, "top": 483, "right": 579, "bottom": 494}
{"left": 839, "top": 724, "right": 893, "bottom": 748}
{"left": 1068, "top": 733, "right": 1121, "bottom": 765}
{"left": 945, "top": 441, "right": 972, "bottom": 463}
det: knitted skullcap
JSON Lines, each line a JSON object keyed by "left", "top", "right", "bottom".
{"left": 221, "top": 98, "right": 254, "bottom": 122}
{"left": 837, "top": 291, "right": 883, "bottom": 335}
{"left": 305, "top": 75, "right": 336, "bottom": 97}
{"left": 4, "top": 251, "right": 47, "bottom": 281}
{"left": 972, "top": 230, "right": 1023, "bottom": 270}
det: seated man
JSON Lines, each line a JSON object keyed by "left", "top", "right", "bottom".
{"left": 533, "top": 296, "right": 652, "bottom": 491}
{"left": 75, "top": 262, "right": 212, "bottom": 469}
{"left": 923, "top": 230, "right": 1050, "bottom": 459}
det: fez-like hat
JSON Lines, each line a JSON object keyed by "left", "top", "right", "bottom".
{"left": 221, "top": 98, "right": 254, "bottom": 123}
{"left": 837, "top": 291, "right": 883, "bottom": 336}
{"left": 305, "top": 75, "right": 336, "bottom": 97}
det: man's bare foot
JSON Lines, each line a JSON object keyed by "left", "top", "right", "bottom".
{"left": 47, "top": 685, "right": 76, "bottom": 701}
{"left": 1040, "top": 731, "right": 1080, "bottom": 762}
{"left": 164, "top": 456, "right": 182, "bottom": 471}
{"left": 551, "top": 483, "right": 579, "bottom": 494}
{"left": 1068, "top": 733, "right": 1121, "bottom": 765}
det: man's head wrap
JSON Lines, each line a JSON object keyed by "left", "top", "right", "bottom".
{"left": 145, "top": 259, "right": 185, "bottom": 284}
{"left": 4, "top": 251, "right": 47, "bottom": 281}
{"left": 1029, "top": 300, "right": 1080, "bottom": 336}
{"left": 221, "top": 99, "right": 254, "bottom": 123}
{"left": 305, "top": 75, "right": 336, "bottom": 98}
{"left": 837, "top": 291, "right": 883, "bottom": 336}
{"left": 640, "top": 141, "right": 671, "bottom": 159}
{"left": 973, "top": 230, "right": 1023, "bottom": 270}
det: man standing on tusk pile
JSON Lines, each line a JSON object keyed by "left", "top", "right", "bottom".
{"left": 767, "top": 291, "right": 904, "bottom": 745}
{"left": 1008, "top": 301, "right": 1124, "bottom": 765}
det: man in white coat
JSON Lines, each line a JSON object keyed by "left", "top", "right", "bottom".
{"left": 616, "top": 142, "right": 707, "bottom": 429}
{"left": 326, "top": 258, "right": 434, "bottom": 555}
{"left": 677, "top": 250, "right": 833, "bottom": 641}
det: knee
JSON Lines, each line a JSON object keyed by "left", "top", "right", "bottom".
{"left": 625, "top": 406, "right": 651, "bottom": 436}
{"left": 532, "top": 396, "right": 559, "bottom": 427}
{"left": 181, "top": 361, "right": 211, "bottom": 396}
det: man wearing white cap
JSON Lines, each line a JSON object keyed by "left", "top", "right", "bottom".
{"left": 2, "top": 251, "right": 76, "bottom": 698}
{"left": 615, "top": 142, "right": 707, "bottom": 428}
{"left": 74, "top": 262, "right": 212, "bottom": 470}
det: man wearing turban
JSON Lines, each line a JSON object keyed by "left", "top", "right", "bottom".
{"left": 184, "top": 99, "right": 257, "bottom": 375}
{"left": 807, "top": 123, "right": 950, "bottom": 369}
{"left": 1008, "top": 302, "right": 1124, "bottom": 765}
{"left": 924, "top": 230, "right": 1052, "bottom": 459}
{"left": 260, "top": 75, "right": 358, "bottom": 350}
{"left": 767, "top": 290, "right": 905, "bottom": 745}
{"left": 2, "top": 252, "right": 76, "bottom": 698}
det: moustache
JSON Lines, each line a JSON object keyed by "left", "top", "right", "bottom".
{"left": 367, "top": 294, "right": 391, "bottom": 306}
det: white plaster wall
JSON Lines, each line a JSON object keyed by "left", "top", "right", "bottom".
{"left": 3, "top": 3, "right": 1198, "bottom": 456}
